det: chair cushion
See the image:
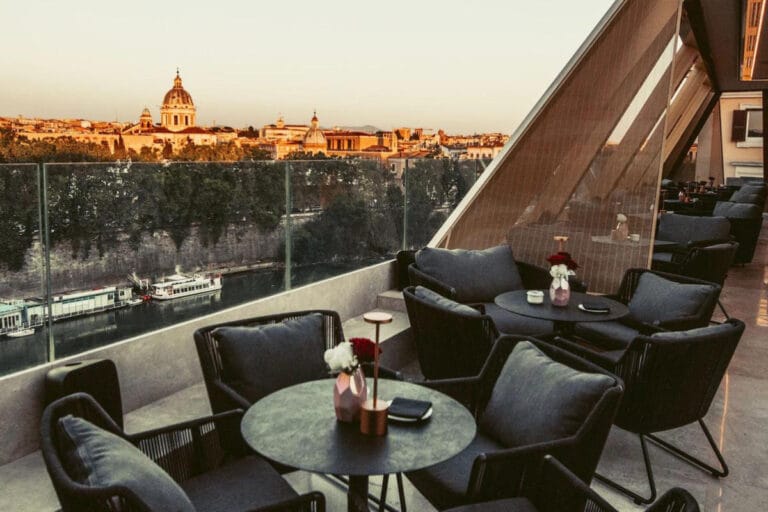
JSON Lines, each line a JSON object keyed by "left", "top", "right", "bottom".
{"left": 655, "top": 213, "right": 731, "bottom": 244}
{"left": 415, "top": 246, "right": 523, "bottom": 303}
{"left": 483, "top": 303, "right": 553, "bottom": 336}
{"left": 414, "top": 286, "right": 482, "bottom": 316}
{"left": 713, "top": 201, "right": 762, "bottom": 219}
{"left": 182, "top": 455, "right": 296, "bottom": 512}
{"left": 444, "top": 498, "right": 538, "bottom": 512}
{"left": 58, "top": 415, "right": 195, "bottom": 512}
{"left": 574, "top": 320, "right": 640, "bottom": 350}
{"left": 651, "top": 252, "right": 674, "bottom": 263}
{"left": 650, "top": 322, "right": 734, "bottom": 341}
{"left": 213, "top": 313, "right": 327, "bottom": 402}
{"left": 627, "top": 273, "right": 714, "bottom": 325}
{"left": 406, "top": 433, "right": 505, "bottom": 510}
{"left": 479, "top": 341, "right": 614, "bottom": 447}
{"left": 729, "top": 186, "right": 766, "bottom": 204}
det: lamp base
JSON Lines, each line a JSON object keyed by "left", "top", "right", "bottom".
{"left": 360, "top": 399, "right": 388, "bottom": 436}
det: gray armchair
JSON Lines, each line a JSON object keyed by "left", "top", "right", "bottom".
{"left": 571, "top": 269, "right": 720, "bottom": 354}
{"left": 41, "top": 393, "right": 325, "bottom": 512}
{"left": 405, "top": 336, "right": 622, "bottom": 510}
{"left": 408, "top": 245, "right": 586, "bottom": 336}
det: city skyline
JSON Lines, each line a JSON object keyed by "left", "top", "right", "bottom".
{"left": 1, "top": 0, "right": 615, "bottom": 133}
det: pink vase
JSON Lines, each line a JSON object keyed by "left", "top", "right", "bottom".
{"left": 333, "top": 368, "right": 367, "bottom": 422}
{"left": 549, "top": 276, "right": 571, "bottom": 307}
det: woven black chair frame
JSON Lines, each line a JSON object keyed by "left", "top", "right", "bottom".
{"left": 610, "top": 269, "right": 721, "bottom": 331}
{"left": 194, "top": 309, "right": 402, "bottom": 511}
{"left": 549, "top": 319, "right": 745, "bottom": 505}
{"left": 652, "top": 242, "right": 738, "bottom": 319}
{"left": 408, "top": 260, "right": 588, "bottom": 300}
{"left": 443, "top": 455, "right": 700, "bottom": 512}
{"left": 403, "top": 285, "right": 499, "bottom": 380}
{"left": 194, "top": 310, "right": 345, "bottom": 414}
{"left": 409, "top": 335, "right": 623, "bottom": 506}
{"left": 41, "top": 392, "right": 325, "bottom": 512}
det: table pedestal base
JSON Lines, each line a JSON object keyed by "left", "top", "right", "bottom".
{"left": 348, "top": 475, "right": 369, "bottom": 512}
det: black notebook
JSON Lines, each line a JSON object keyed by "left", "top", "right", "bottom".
{"left": 388, "top": 397, "right": 432, "bottom": 420}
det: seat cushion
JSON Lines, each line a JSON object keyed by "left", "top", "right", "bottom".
{"left": 444, "top": 498, "right": 538, "bottom": 512}
{"left": 58, "top": 415, "right": 195, "bottom": 512}
{"left": 479, "top": 341, "right": 614, "bottom": 447}
{"left": 414, "top": 286, "right": 482, "bottom": 316}
{"left": 627, "top": 273, "right": 714, "bottom": 325}
{"left": 406, "top": 433, "right": 505, "bottom": 510}
{"left": 573, "top": 320, "right": 640, "bottom": 350}
{"left": 415, "top": 246, "right": 523, "bottom": 303}
{"left": 182, "top": 455, "right": 296, "bottom": 512}
{"left": 213, "top": 314, "right": 327, "bottom": 402}
{"left": 483, "top": 303, "right": 553, "bottom": 336}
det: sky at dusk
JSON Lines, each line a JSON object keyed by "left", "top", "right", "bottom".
{"left": 1, "top": 0, "right": 616, "bottom": 134}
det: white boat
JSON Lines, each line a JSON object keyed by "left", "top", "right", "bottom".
{"left": 6, "top": 328, "right": 35, "bottom": 338}
{"left": 149, "top": 274, "right": 223, "bottom": 301}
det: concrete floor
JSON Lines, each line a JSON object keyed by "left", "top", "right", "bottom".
{"left": 1, "top": 223, "right": 766, "bottom": 511}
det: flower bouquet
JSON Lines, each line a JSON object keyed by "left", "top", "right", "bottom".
{"left": 324, "top": 338, "right": 380, "bottom": 422}
{"left": 611, "top": 213, "right": 629, "bottom": 241}
{"left": 546, "top": 251, "right": 578, "bottom": 307}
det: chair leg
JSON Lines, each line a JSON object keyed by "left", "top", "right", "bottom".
{"left": 594, "top": 434, "right": 657, "bottom": 505}
{"left": 717, "top": 299, "right": 730, "bottom": 319}
{"left": 646, "top": 419, "right": 729, "bottom": 477}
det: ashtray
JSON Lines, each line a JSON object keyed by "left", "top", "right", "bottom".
{"left": 526, "top": 290, "right": 544, "bottom": 304}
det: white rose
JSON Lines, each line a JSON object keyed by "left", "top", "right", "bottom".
{"left": 324, "top": 342, "right": 357, "bottom": 373}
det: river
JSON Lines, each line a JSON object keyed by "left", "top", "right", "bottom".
{"left": 0, "top": 260, "right": 383, "bottom": 376}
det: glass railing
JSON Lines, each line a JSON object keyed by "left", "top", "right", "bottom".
{"left": 0, "top": 157, "right": 485, "bottom": 376}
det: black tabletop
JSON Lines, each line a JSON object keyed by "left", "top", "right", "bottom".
{"left": 241, "top": 379, "right": 476, "bottom": 477}
{"left": 494, "top": 290, "right": 628, "bottom": 324}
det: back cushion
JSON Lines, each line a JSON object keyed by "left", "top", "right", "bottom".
{"left": 415, "top": 245, "right": 523, "bottom": 303}
{"left": 479, "top": 341, "right": 614, "bottom": 447}
{"left": 413, "top": 286, "right": 482, "bottom": 316}
{"left": 213, "top": 314, "right": 327, "bottom": 402}
{"left": 58, "top": 415, "right": 195, "bottom": 512}
{"left": 713, "top": 201, "right": 762, "bottom": 219}
{"left": 650, "top": 322, "right": 735, "bottom": 341}
{"left": 628, "top": 273, "right": 714, "bottom": 325}
{"left": 656, "top": 214, "right": 730, "bottom": 244}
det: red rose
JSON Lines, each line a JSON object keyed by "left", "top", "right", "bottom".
{"left": 546, "top": 251, "right": 578, "bottom": 270}
{"left": 350, "top": 337, "right": 380, "bottom": 362}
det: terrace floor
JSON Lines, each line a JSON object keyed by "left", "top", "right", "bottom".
{"left": 1, "top": 218, "right": 766, "bottom": 511}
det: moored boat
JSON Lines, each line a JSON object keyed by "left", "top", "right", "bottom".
{"left": 6, "top": 327, "right": 35, "bottom": 338}
{"left": 149, "top": 274, "right": 223, "bottom": 301}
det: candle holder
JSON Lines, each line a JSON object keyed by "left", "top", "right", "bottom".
{"left": 359, "top": 311, "right": 392, "bottom": 436}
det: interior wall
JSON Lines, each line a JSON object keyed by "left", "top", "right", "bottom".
{"left": 719, "top": 93, "right": 764, "bottom": 179}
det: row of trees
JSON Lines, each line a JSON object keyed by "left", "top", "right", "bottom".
{"left": 0, "top": 131, "right": 480, "bottom": 271}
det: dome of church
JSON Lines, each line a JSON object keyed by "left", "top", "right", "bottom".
{"left": 303, "top": 111, "right": 326, "bottom": 149}
{"left": 162, "top": 71, "right": 194, "bottom": 107}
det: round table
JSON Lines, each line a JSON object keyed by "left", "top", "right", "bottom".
{"left": 241, "top": 378, "right": 476, "bottom": 512}
{"left": 494, "top": 290, "right": 628, "bottom": 334}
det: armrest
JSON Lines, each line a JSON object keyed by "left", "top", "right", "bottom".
{"left": 408, "top": 264, "right": 458, "bottom": 299}
{"left": 417, "top": 376, "right": 481, "bottom": 414}
{"left": 211, "top": 379, "right": 253, "bottom": 411}
{"left": 361, "top": 362, "right": 402, "bottom": 381}
{"left": 130, "top": 409, "right": 249, "bottom": 478}
{"left": 466, "top": 437, "right": 577, "bottom": 502}
{"left": 247, "top": 491, "right": 326, "bottom": 512}
{"left": 528, "top": 456, "right": 616, "bottom": 512}
{"left": 516, "top": 261, "right": 551, "bottom": 290}
{"left": 547, "top": 336, "right": 624, "bottom": 369}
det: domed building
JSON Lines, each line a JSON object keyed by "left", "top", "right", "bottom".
{"left": 138, "top": 108, "right": 153, "bottom": 131}
{"left": 160, "top": 70, "right": 196, "bottom": 132}
{"left": 302, "top": 111, "right": 327, "bottom": 154}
